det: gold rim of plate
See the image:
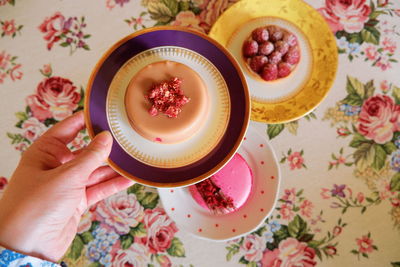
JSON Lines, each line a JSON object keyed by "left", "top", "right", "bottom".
{"left": 209, "top": 0, "right": 338, "bottom": 124}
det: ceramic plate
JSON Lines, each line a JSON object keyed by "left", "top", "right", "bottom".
{"left": 85, "top": 27, "right": 250, "bottom": 188}
{"left": 158, "top": 125, "right": 280, "bottom": 241}
{"left": 209, "top": 0, "right": 338, "bottom": 123}
{"left": 107, "top": 46, "right": 230, "bottom": 168}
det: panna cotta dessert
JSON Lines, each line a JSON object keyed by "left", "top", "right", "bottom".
{"left": 242, "top": 25, "right": 300, "bottom": 81}
{"left": 189, "top": 153, "right": 253, "bottom": 214}
{"left": 125, "top": 60, "right": 210, "bottom": 144}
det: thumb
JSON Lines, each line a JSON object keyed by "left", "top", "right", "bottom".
{"left": 62, "top": 131, "right": 113, "bottom": 178}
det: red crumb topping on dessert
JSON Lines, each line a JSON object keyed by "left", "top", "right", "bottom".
{"left": 145, "top": 77, "right": 190, "bottom": 118}
{"left": 195, "top": 178, "right": 235, "bottom": 214}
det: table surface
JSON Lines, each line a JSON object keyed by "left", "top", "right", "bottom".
{"left": 1, "top": 0, "right": 400, "bottom": 266}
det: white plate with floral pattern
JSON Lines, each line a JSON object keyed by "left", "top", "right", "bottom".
{"left": 158, "top": 125, "right": 281, "bottom": 241}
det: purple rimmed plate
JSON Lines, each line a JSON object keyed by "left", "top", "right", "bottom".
{"left": 85, "top": 26, "right": 250, "bottom": 188}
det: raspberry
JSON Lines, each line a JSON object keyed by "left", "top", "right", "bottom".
{"left": 278, "top": 62, "right": 291, "bottom": 78}
{"left": 275, "top": 41, "right": 289, "bottom": 55}
{"left": 249, "top": 56, "right": 268, "bottom": 73}
{"left": 268, "top": 26, "right": 283, "bottom": 42}
{"left": 283, "top": 48, "right": 300, "bottom": 65}
{"left": 268, "top": 51, "right": 282, "bottom": 64}
{"left": 258, "top": 41, "right": 274, "bottom": 55}
{"left": 243, "top": 40, "right": 259, "bottom": 57}
{"left": 252, "top": 27, "right": 269, "bottom": 43}
{"left": 261, "top": 64, "right": 278, "bottom": 81}
{"left": 283, "top": 33, "right": 298, "bottom": 47}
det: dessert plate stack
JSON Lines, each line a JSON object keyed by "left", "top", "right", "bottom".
{"left": 85, "top": 27, "right": 250, "bottom": 188}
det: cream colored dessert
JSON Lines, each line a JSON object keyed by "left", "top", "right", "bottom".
{"left": 125, "top": 60, "right": 209, "bottom": 144}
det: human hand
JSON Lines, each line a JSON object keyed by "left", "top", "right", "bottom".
{"left": 0, "top": 111, "right": 134, "bottom": 262}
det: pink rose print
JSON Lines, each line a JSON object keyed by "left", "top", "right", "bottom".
{"left": 391, "top": 198, "right": 400, "bottom": 207}
{"left": 113, "top": 242, "right": 150, "bottom": 267}
{"left": 261, "top": 237, "right": 317, "bottom": 267}
{"left": 106, "top": 0, "right": 130, "bottom": 10}
{"left": 356, "top": 192, "right": 365, "bottom": 203}
{"left": 15, "top": 143, "right": 28, "bottom": 152}
{"left": 356, "top": 235, "right": 374, "bottom": 253}
{"left": 321, "top": 188, "right": 331, "bottom": 199}
{"left": 39, "top": 13, "right": 91, "bottom": 54}
{"left": 288, "top": 151, "right": 304, "bottom": 170}
{"left": 2, "top": 20, "right": 16, "bottom": 35}
{"left": 96, "top": 192, "right": 144, "bottom": 235}
{"left": 282, "top": 188, "right": 296, "bottom": 203}
{"left": 71, "top": 131, "right": 88, "bottom": 150}
{"left": 375, "top": 55, "right": 391, "bottom": 71}
{"left": 77, "top": 210, "right": 93, "bottom": 234}
{"left": 106, "top": 0, "right": 116, "bottom": 9}
{"left": 1, "top": 19, "right": 22, "bottom": 38}
{"left": 40, "top": 64, "right": 52, "bottom": 77}
{"left": 241, "top": 234, "right": 266, "bottom": 262}
{"left": 318, "top": 0, "right": 371, "bottom": 33}
{"left": 171, "top": 11, "right": 204, "bottom": 32}
{"left": 39, "top": 12, "right": 65, "bottom": 50}
{"left": 279, "top": 203, "right": 295, "bottom": 221}
{"left": 9, "top": 64, "right": 23, "bottom": 81}
{"left": 141, "top": 208, "right": 178, "bottom": 253}
{"left": 0, "top": 51, "right": 10, "bottom": 69}
{"left": 0, "top": 73, "right": 6, "bottom": 84}
{"left": 376, "top": 179, "right": 395, "bottom": 200}
{"left": 281, "top": 149, "right": 307, "bottom": 170}
{"left": 378, "top": 0, "right": 388, "bottom": 6}
{"left": 365, "top": 45, "right": 378, "bottom": 61}
{"left": 325, "top": 245, "right": 337, "bottom": 256}
{"left": 0, "top": 0, "right": 14, "bottom": 6}
{"left": 0, "top": 51, "right": 23, "bottom": 83}
{"left": 352, "top": 233, "right": 378, "bottom": 258}
{"left": 333, "top": 226, "right": 342, "bottom": 236}
{"left": 337, "top": 127, "right": 351, "bottom": 137}
{"left": 300, "top": 200, "right": 314, "bottom": 218}
{"left": 21, "top": 117, "right": 47, "bottom": 142}
{"left": 26, "top": 76, "right": 81, "bottom": 121}
{"left": 382, "top": 37, "right": 396, "bottom": 53}
{"left": 380, "top": 80, "right": 390, "bottom": 93}
{"left": 357, "top": 94, "right": 400, "bottom": 144}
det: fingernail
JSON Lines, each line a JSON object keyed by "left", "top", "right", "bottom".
{"left": 94, "top": 131, "right": 112, "bottom": 146}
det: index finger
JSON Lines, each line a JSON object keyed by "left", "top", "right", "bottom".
{"left": 42, "top": 111, "right": 85, "bottom": 144}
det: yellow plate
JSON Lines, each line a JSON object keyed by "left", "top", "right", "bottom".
{"left": 209, "top": 0, "right": 338, "bottom": 123}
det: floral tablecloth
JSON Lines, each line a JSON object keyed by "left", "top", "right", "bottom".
{"left": 1, "top": 0, "right": 400, "bottom": 266}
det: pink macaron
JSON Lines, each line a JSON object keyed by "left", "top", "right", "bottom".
{"left": 189, "top": 153, "right": 254, "bottom": 214}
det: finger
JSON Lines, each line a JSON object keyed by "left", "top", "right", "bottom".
{"left": 42, "top": 111, "right": 85, "bottom": 145}
{"left": 60, "top": 131, "right": 113, "bottom": 179}
{"left": 87, "top": 166, "right": 120, "bottom": 187}
{"left": 22, "top": 135, "right": 74, "bottom": 169}
{"left": 72, "top": 148, "right": 84, "bottom": 156}
{"left": 86, "top": 176, "right": 135, "bottom": 206}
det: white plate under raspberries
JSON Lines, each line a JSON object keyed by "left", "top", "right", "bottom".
{"left": 227, "top": 17, "right": 313, "bottom": 104}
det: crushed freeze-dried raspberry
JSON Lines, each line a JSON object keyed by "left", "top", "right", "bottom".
{"left": 145, "top": 77, "right": 190, "bottom": 118}
{"left": 195, "top": 178, "right": 235, "bottom": 214}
